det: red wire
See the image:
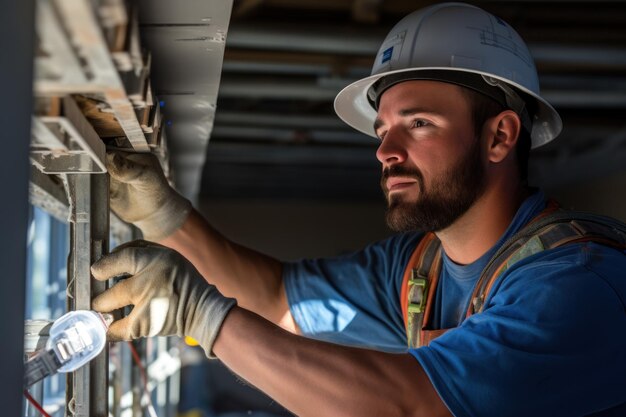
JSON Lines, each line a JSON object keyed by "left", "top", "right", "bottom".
{"left": 127, "top": 341, "right": 149, "bottom": 389}
{"left": 23, "top": 390, "right": 52, "bottom": 417}
{"left": 127, "top": 340, "right": 158, "bottom": 415}
{"left": 23, "top": 343, "right": 153, "bottom": 417}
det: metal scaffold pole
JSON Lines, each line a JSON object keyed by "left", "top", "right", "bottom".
{"left": 90, "top": 173, "right": 110, "bottom": 417}
{"left": 65, "top": 173, "right": 109, "bottom": 417}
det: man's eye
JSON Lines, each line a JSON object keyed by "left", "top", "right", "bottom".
{"left": 412, "top": 120, "right": 428, "bottom": 128}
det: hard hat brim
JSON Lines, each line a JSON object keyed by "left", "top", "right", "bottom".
{"left": 334, "top": 67, "right": 562, "bottom": 149}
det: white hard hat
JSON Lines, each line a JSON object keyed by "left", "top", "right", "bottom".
{"left": 334, "top": 2, "right": 562, "bottom": 148}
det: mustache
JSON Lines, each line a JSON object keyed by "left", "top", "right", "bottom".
{"left": 381, "top": 165, "right": 424, "bottom": 190}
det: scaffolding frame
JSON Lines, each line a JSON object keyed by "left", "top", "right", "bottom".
{"left": 24, "top": 1, "right": 181, "bottom": 416}
{"left": 64, "top": 173, "right": 109, "bottom": 417}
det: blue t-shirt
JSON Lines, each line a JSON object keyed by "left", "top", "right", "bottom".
{"left": 283, "top": 191, "right": 626, "bottom": 416}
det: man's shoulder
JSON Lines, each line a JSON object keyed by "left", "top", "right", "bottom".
{"left": 499, "top": 240, "right": 625, "bottom": 281}
{"left": 495, "top": 203, "right": 626, "bottom": 293}
{"left": 489, "top": 241, "right": 626, "bottom": 310}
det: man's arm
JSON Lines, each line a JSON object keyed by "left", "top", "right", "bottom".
{"left": 214, "top": 306, "right": 452, "bottom": 417}
{"left": 92, "top": 243, "right": 450, "bottom": 417}
{"left": 159, "top": 209, "right": 297, "bottom": 331}
{"left": 105, "top": 151, "right": 296, "bottom": 331}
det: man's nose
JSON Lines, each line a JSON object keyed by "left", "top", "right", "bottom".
{"left": 375, "top": 129, "right": 408, "bottom": 165}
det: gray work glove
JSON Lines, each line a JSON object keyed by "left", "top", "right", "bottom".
{"left": 91, "top": 240, "right": 236, "bottom": 357}
{"left": 107, "top": 151, "right": 192, "bottom": 241}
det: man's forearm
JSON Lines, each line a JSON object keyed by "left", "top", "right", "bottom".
{"left": 159, "top": 209, "right": 296, "bottom": 330}
{"left": 214, "top": 307, "right": 451, "bottom": 417}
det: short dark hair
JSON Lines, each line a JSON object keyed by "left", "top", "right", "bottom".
{"left": 459, "top": 87, "right": 532, "bottom": 183}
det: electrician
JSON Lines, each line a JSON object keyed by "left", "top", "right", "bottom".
{"left": 92, "top": 3, "right": 626, "bottom": 416}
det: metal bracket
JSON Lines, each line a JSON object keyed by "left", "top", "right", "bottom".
{"left": 31, "top": 97, "right": 106, "bottom": 174}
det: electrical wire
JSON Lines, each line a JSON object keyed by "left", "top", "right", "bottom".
{"left": 128, "top": 341, "right": 149, "bottom": 388}
{"left": 23, "top": 389, "right": 52, "bottom": 417}
{"left": 23, "top": 341, "right": 159, "bottom": 417}
{"left": 127, "top": 341, "right": 158, "bottom": 417}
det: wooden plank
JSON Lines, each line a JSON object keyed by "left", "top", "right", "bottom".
{"left": 74, "top": 95, "right": 125, "bottom": 137}
{"left": 50, "top": 0, "right": 150, "bottom": 152}
{"left": 105, "top": 91, "right": 150, "bottom": 151}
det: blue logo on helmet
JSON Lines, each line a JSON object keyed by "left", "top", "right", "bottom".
{"left": 382, "top": 47, "right": 393, "bottom": 64}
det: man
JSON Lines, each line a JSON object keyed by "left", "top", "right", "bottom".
{"left": 92, "top": 3, "right": 626, "bottom": 416}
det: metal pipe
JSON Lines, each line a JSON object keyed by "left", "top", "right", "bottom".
{"left": 89, "top": 173, "right": 110, "bottom": 417}
{"left": 225, "top": 23, "right": 626, "bottom": 69}
{"left": 64, "top": 173, "right": 110, "bottom": 417}
{"left": 66, "top": 174, "right": 92, "bottom": 417}
{"left": 216, "top": 77, "right": 626, "bottom": 107}
{"left": 215, "top": 111, "right": 347, "bottom": 129}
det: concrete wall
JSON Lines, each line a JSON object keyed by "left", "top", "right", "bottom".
{"left": 198, "top": 170, "right": 626, "bottom": 262}
{"left": 198, "top": 199, "right": 392, "bottom": 261}
{"left": 546, "top": 170, "right": 626, "bottom": 223}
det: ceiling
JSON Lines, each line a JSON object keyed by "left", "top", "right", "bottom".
{"left": 144, "top": 1, "right": 626, "bottom": 202}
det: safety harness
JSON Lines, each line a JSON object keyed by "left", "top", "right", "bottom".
{"left": 400, "top": 203, "right": 626, "bottom": 349}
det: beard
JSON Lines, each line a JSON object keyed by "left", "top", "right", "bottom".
{"left": 382, "top": 137, "right": 486, "bottom": 233}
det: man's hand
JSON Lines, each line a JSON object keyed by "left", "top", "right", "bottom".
{"left": 91, "top": 240, "right": 236, "bottom": 357}
{"left": 107, "top": 151, "right": 191, "bottom": 241}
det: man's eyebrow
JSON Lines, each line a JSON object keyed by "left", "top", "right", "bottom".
{"left": 398, "top": 106, "right": 436, "bottom": 116}
{"left": 373, "top": 107, "right": 438, "bottom": 133}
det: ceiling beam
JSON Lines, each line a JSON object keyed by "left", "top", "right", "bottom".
{"left": 215, "top": 111, "right": 348, "bottom": 129}
{"left": 204, "top": 142, "right": 377, "bottom": 166}
{"left": 211, "top": 125, "right": 372, "bottom": 145}
{"left": 217, "top": 77, "right": 626, "bottom": 108}
{"left": 226, "top": 24, "right": 384, "bottom": 55}
{"left": 218, "top": 77, "right": 339, "bottom": 100}
{"left": 225, "top": 24, "right": 626, "bottom": 69}
{"left": 224, "top": 48, "right": 372, "bottom": 73}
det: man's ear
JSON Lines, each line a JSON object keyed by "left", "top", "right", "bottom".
{"left": 484, "top": 110, "right": 521, "bottom": 163}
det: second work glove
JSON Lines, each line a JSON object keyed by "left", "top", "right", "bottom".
{"left": 107, "top": 151, "right": 192, "bottom": 241}
{"left": 91, "top": 241, "right": 236, "bottom": 357}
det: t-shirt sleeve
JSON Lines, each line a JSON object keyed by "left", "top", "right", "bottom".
{"left": 411, "top": 243, "right": 626, "bottom": 417}
{"left": 284, "top": 232, "right": 423, "bottom": 352}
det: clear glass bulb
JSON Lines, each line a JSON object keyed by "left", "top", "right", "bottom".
{"left": 46, "top": 310, "right": 110, "bottom": 373}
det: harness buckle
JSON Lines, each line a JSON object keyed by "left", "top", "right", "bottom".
{"left": 408, "top": 276, "right": 428, "bottom": 314}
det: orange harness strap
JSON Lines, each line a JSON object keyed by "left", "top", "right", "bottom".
{"left": 400, "top": 202, "right": 626, "bottom": 349}
{"left": 400, "top": 233, "right": 436, "bottom": 327}
{"left": 400, "top": 232, "right": 443, "bottom": 348}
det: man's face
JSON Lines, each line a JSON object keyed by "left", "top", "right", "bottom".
{"left": 374, "top": 80, "right": 487, "bottom": 232}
